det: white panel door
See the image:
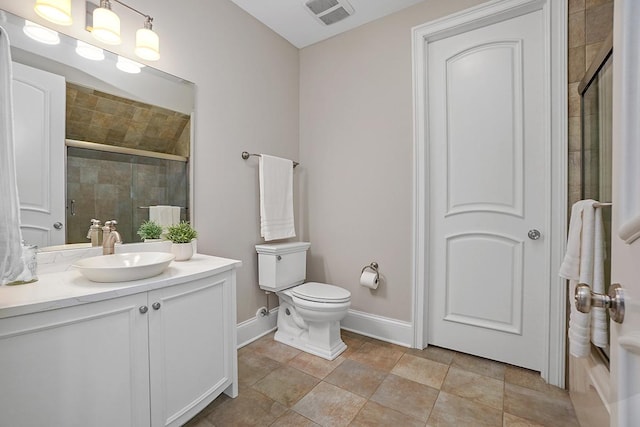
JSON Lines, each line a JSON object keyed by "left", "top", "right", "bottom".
{"left": 609, "top": 0, "right": 640, "bottom": 425}
{"left": 12, "top": 62, "right": 65, "bottom": 247}
{"left": 427, "top": 9, "right": 547, "bottom": 370}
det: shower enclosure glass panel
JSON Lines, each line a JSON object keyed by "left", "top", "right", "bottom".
{"left": 66, "top": 147, "right": 188, "bottom": 244}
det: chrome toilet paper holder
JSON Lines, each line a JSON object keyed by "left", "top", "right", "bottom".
{"left": 361, "top": 262, "right": 379, "bottom": 283}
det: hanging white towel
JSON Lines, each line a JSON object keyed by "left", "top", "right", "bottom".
{"left": 559, "top": 199, "right": 608, "bottom": 357}
{"left": 259, "top": 154, "right": 295, "bottom": 241}
{"left": 149, "top": 205, "right": 180, "bottom": 230}
{"left": 0, "top": 27, "right": 28, "bottom": 285}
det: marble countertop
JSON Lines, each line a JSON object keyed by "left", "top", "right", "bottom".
{"left": 0, "top": 253, "right": 242, "bottom": 319}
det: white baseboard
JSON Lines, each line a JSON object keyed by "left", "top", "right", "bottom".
{"left": 341, "top": 309, "right": 413, "bottom": 348}
{"left": 236, "top": 308, "right": 278, "bottom": 348}
{"left": 236, "top": 307, "right": 414, "bottom": 349}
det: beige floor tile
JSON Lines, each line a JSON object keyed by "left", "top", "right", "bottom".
{"left": 504, "top": 383, "right": 579, "bottom": 427}
{"left": 349, "top": 401, "right": 425, "bottom": 427}
{"left": 503, "top": 412, "right": 545, "bottom": 427}
{"left": 391, "top": 354, "right": 449, "bottom": 389}
{"left": 340, "top": 331, "right": 368, "bottom": 358}
{"left": 246, "top": 334, "right": 302, "bottom": 364}
{"left": 287, "top": 351, "right": 345, "bottom": 379}
{"left": 252, "top": 365, "right": 320, "bottom": 407}
{"left": 206, "top": 388, "right": 287, "bottom": 426}
{"left": 441, "top": 367, "right": 504, "bottom": 410}
{"left": 270, "top": 410, "right": 321, "bottom": 427}
{"left": 370, "top": 374, "right": 439, "bottom": 422}
{"left": 238, "top": 350, "right": 282, "bottom": 388}
{"left": 406, "top": 345, "right": 456, "bottom": 365}
{"left": 504, "top": 365, "right": 568, "bottom": 398}
{"left": 324, "top": 359, "right": 387, "bottom": 398}
{"left": 427, "top": 391, "right": 503, "bottom": 427}
{"left": 451, "top": 352, "right": 506, "bottom": 380}
{"left": 348, "top": 341, "right": 405, "bottom": 372}
{"left": 293, "top": 382, "right": 366, "bottom": 427}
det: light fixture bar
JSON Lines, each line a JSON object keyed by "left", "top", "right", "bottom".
{"left": 111, "top": 0, "right": 151, "bottom": 21}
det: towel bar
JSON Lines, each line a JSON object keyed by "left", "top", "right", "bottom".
{"left": 593, "top": 202, "right": 612, "bottom": 208}
{"left": 241, "top": 151, "right": 299, "bottom": 168}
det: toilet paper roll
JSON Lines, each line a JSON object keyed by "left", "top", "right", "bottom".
{"left": 360, "top": 270, "right": 379, "bottom": 290}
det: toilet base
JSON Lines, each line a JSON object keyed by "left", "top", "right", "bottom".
{"left": 274, "top": 327, "right": 347, "bottom": 361}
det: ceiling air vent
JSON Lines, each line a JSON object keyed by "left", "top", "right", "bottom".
{"left": 304, "top": 0, "right": 354, "bottom": 26}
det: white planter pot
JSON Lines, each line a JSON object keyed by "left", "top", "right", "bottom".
{"left": 171, "top": 242, "right": 194, "bottom": 261}
{"left": 144, "top": 238, "right": 163, "bottom": 243}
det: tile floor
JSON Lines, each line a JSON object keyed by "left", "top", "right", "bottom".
{"left": 185, "top": 331, "right": 579, "bottom": 427}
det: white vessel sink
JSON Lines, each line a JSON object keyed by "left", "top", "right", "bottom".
{"left": 72, "top": 252, "right": 175, "bottom": 282}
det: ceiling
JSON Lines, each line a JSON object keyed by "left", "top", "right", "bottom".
{"left": 228, "top": 0, "right": 426, "bottom": 48}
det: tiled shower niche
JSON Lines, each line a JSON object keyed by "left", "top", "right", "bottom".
{"left": 66, "top": 147, "right": 188, "bottom": 244}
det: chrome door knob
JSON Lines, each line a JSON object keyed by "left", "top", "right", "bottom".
{"left": 139, "top": 305, "right": 149, "bottom": 314}
{"left": 152, "top": 302, "right": 161, "bottom": 310}
{"left": 575, "top": 283, "right": 625, "bottom": 324}
{"left": 528, "top": 229, "right": 541, "bottom": 240}
{"left": 53, "top": 222, "right": 63, "bottom": 230}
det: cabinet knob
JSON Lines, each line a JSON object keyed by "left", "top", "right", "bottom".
{"left": 152, "top": 302, "right": 161, "bottom": 310}
{"left": 139, "top": 305, "right": 148, "bottom": 314}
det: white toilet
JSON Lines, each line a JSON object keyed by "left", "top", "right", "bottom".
{"left": 256, "top": 242, "right": 351, "bottom": 360}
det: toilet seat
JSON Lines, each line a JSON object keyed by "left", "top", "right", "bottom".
{"left": 290, "top": 282, "right": 351, "bottom": 304}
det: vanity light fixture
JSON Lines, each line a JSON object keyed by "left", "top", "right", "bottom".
{"left": 135, "top": 16, "right": 159, "bottom": 61}
{"left": 116, "top": 55, "right": 144, "bottom": 74}
{"left": 23, "top": 20, "right": 61, "bottom": 45}
{"left": 87, "top": 0, "right": 160, "bottom": 61}
{"left": 34, "top": 0, "right": 73, "bottom": 26}
{"left": 91, "top": 0, "right": 121, "bottom": 45}
{"left": 75, "top": 40, "right": 104, "bottom": 60}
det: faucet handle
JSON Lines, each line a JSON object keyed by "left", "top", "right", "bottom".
{"left": 104, "top": 220, "right": 118, "bottom": 228}
{"left": 90, "top": 219, "right": 101, "bottom": 226}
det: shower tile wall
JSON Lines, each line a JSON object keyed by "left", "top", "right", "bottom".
{"left": 66, "top": 148, "right": 188, "bottom": 244}
{"left": 567, "top": 0, "right": 613, "bottom": 207}
{"left": 66, "top": 83, "right": 191, "bottom": 156}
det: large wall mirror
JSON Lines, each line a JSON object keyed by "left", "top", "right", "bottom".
{"left": 1, "top": 9, "right": 195, "bottom": 249}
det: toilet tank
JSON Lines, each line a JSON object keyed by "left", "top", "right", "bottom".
{"left": 255, "top": 242, "right": 311, "bottom": 292}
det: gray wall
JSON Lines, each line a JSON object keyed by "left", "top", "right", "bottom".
{"left": 3, "top": 0, "right": 494, "bottom": 325}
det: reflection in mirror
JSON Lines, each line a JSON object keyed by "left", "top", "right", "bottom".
{"left": 1, "top": 9, "right": 195, "bottom": 249}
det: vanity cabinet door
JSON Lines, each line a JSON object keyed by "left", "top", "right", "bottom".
{"left": 0, "top": 293, "right": 151, "bottom": 427}
{"left": 148, "top": 271, "right": 236, "bottom": 427}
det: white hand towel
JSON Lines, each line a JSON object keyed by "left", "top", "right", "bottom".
{"left": 259, "top": 154, "right": 295, "bottom": 241}
{"left": 0, "top": 27, "right": 32, "bottom": 285}
{"left": 150, "top": 205, "right": 179, "bottom": 230}
{"left": 559, "top": 199, "right": 608, "bottom": 357}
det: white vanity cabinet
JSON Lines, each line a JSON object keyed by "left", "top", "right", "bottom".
{"left": 0, "top": 255, "right": 239, "bottom": 427}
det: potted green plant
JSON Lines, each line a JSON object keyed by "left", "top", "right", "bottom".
{"left": 136, "top": 220, "right": 164, "bottom": 242}
{"left": 165, "top": 221, "right": 197, "bottom": 261}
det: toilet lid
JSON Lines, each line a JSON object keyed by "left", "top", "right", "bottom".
{"left": 291, "top": 282, "right": 351, "bottom": 303}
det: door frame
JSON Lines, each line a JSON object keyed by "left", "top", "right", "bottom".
{"left": 411, "top": 0, "right": 568, "bottom": 387}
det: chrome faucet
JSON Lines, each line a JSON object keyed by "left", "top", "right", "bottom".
{"left": 86, "top": 219, "right": 103, "bottom": 247}
{"left": 102, "top": 220, "right": 122, "bottom": 255}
